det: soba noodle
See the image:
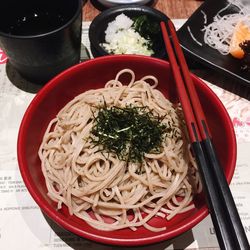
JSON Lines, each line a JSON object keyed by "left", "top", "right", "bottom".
{"left": 38, "top": 69, "right": 202, "bottom": 232}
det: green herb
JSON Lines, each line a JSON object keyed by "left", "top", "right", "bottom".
{"left": 132, "top": 15, "right": 163, "bottom": 55}
{"left": 90, "top": 105, "right": 168, "bottom": 163}
{"left": 133, "top": 15, "right": 160, "bottom": 39}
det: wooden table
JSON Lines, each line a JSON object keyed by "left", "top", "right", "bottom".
{"left": 83, "top": 0, "right": 203, "bottom": 21}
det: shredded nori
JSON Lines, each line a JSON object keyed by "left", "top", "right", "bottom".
{"left": 90, "top": 105, "right": 169, "bottom": 163}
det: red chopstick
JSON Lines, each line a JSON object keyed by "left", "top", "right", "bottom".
{"left": 160, "top": 20, "right": 249, "bottom": 250}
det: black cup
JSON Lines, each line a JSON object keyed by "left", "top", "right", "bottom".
{"left": 0, "top": 0, "right": 82, "bottom": 84}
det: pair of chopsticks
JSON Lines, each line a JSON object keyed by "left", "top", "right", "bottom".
{"left": 160, "top": 20, "right": 249, "bottom": 250}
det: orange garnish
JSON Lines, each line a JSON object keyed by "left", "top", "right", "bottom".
{"left": 229, "top": 21, "right": 250, "bottom": 59}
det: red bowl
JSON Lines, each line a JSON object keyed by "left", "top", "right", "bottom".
{"left": 17, "top": 55, "right": 236, "bottom": 246}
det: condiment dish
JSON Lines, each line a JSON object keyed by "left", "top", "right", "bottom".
{"left": 88, "top": 5, "right": 169, "bottom": 58}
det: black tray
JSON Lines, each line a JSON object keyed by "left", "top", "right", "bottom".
{"left": 177, "top": 0, "right": 250, "bottom": 87}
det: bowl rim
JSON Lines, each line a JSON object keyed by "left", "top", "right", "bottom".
{"left": 17, "top": 54, "right": 237, "bottom": 246}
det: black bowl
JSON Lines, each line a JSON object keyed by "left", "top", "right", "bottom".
{"left": 88, "top": 5, "right": 169, "bottom": 59}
